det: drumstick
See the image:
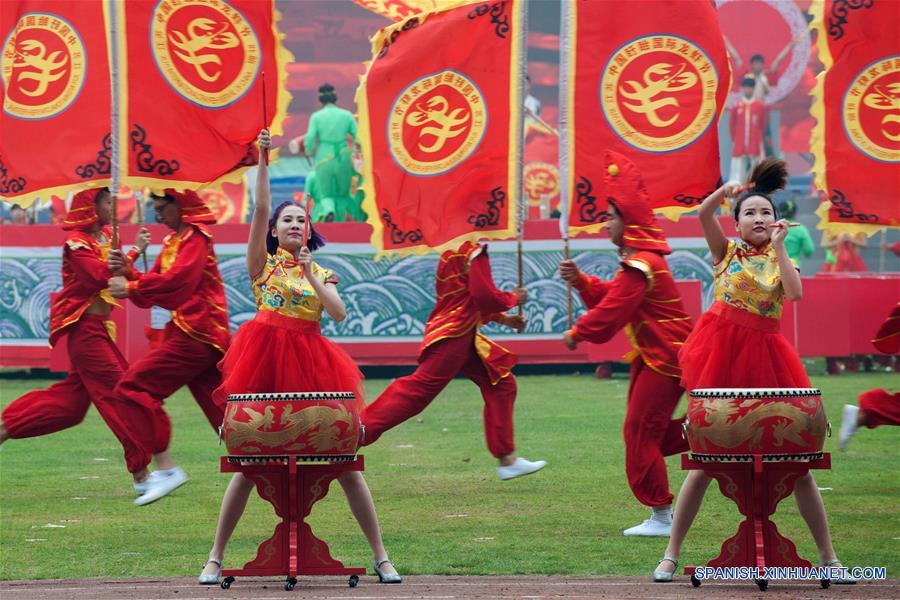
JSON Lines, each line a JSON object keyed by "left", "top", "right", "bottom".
{"left": 300, "top": 195, "right": 314, "bottom": 278}
{"left": 260, "top": 71, "right": 269, "bottom": 165}
{"left": 768, "top": 223, "right": 801, "bottom": 228}
{"left": 134, "top": 193, "right": 149, "bottom": 272}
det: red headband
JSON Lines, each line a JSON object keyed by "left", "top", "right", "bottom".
{"left": 61, "top": 189, "right": 103, "bottom": 231}
{"left": 603, "top": 150, "right": 671, "bottom": 254}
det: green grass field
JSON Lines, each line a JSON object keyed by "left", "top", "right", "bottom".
{"left": 1, "top": 371, "right": 897, "bottom": 581}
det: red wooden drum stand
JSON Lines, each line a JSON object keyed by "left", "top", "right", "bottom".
{"left": 218, "top": 457, "right": 366, "bottom": 590}
{"left": 218, "top": 392, "right": 366, "bottom": 590}
{"left": 682, "top": 389, "right": 833, "bottom": 591}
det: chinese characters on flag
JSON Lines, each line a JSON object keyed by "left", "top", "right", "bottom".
{"left": 562, "top": 0, "right": 731, "bottom": 236}
{"left": 1, "top": 2, "right": 112, "bottom": 207}
{"left": 356, "top": 0, "right": 525, "bottom": 256}
{"left": 810, "top": 0, "right": 899, "bottom": 235}
{"left": 1, "top": 0, "right": 291, "bottom": 212}
{"left": 117, "top": 0, "right": 291, "bottom": 192}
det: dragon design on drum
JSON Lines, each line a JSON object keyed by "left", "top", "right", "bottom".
{"left": 688, "top": 397, "right": 827, "bottom": 453}
{"left": 225, "top": 403, "right": 357, "bottom": 454}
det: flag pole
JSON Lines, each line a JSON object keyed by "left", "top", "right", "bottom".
{"left": 261, "top": 71, "right": 269, "bottom": 165}
{"left": 558, "top": 0, "right": 573, "bottom": 329}
{"left": 514, "top": 0, "right": 528, "bottom": 318}
{"left": 135, "top": 191, "right": 149, "bottom": 272}
{"left": 108, "top": 0, "right": 120, "bottom": 248}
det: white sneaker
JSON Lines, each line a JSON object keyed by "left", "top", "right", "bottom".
{"left": 134, "top": 467, "right": 188, "bottom": 506}
{"left": 133, "top": 479, "right": 150, "bottom": 496}
{"left": 839, "top": 404, "right": 859, "bottom": 451}
{"left": 624, "top": 518, "right": 672, "bottom": 537}
{"left": 497, "top": 457, "right": 546, "bottom": 480}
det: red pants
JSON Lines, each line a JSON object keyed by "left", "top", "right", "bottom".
{"left": 361, "top": 330, "right": 516, "bottom": 458}
{"left": 113, "top": 322, "right": 225, "bottom": 470}
{"left": 859, "top": 388, "right": 900, "bottom": 428}
{"left": 1, "top": 315, "right": 148, "bottom": 473}
{"left": 624, "top": 359, "right": 689, "bottom": 508}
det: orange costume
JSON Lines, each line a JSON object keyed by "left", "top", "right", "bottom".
{"left": 113, "top": 190, "right": 230, "bottom": 469}
{"left": 361, "top": 241, "right": 520, "bottom": 457}
{"left": 566, "top": 152, "right": 691, "bottom": 508}
{"left": 1, "top": 190, "right": 147, "bottom": 473}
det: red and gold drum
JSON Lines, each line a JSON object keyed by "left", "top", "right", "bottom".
{"left": 222, "top": 392, "right": 360, "bottom": 461}
{"left": 685, "top": 388, "right": 829, "bottom": 461}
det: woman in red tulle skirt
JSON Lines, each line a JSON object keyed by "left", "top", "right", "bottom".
{"left": 219, "top": 308, "right": 365, "bottom": 405}
{"left": 652, "top": 160, "right": 851, "bottom": 583}
{"left": 198, "top": 131, "right": 401, "bottom": 585}
{"left": 678, "top": 300, "right": 811, "bottom": 390}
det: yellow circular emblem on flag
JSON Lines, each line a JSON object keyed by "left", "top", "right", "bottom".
{"left": 600, "top": 35, "right": 718, "bottom": 153}
{"left": 200, "top": 188, "right": 235, "bottom": 223}
{"left": 151, "top": 0, "right": 260, "bottom": 109}
{"left": 1, "top": 13, "right": 86, "bottom": 120}
{"left": 524, "top": 162, "right": 560, "bottom": 206}
{"left": 842, "top": 56, "right": 900, "bottom": 164}
{"left": 388, "top": 70, "right": 487, "bottom": 176}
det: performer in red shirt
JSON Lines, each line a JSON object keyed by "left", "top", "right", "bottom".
{"left": 360, "top": 240, "right": 546, "bottom": 480}
{"left": 0, "top": 189, "right": 151, "bottom": 484}
{"left": 729, "top": 77, "right": 767, "bottom": 184}
{"left": 560, "top": 151, "right": 691, "bottom": 537}
{"left": 107, "top": 189, "right": 230, "bottom": 506}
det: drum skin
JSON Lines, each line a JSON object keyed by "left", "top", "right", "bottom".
{"left": 686, "top": 388, "right": 827, "bottom": 457}
{"left": 222, "top": 392, "right": 360, "bottom": 458}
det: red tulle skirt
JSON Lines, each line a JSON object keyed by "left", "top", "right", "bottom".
{"left": 679, "top": 301, "right": 811, "bottom": 392}
{"left": 216, "top": 310, "right": 365, "bottom": 412}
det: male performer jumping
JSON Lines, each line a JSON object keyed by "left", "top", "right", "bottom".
{"left": 108, "top": 189, "right": 230, "bottom": 505}
{"left": 561, "top": 151, "right": 692, "bottom": 536}
{"left": 361, "top": 240, "right": 546, "bottom": 480}
{"left": 0, "top": 189, "right": 151, "bottom": 489}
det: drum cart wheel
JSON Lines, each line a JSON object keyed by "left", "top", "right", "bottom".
{"left": 284, "top": 576, "right": 297, "bottom": 591}
{"left": 348, "top": 575, "right": 359, "bottom": 587}
{"left": 690, "top": 574, "right": 701, "bottom": 587}
{"left": 220, "top": 576, "right": 235, "bottom": 589}
{"left": 755, "top": 578, "right": 768, "bottom": 591}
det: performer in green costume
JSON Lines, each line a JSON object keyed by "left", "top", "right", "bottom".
{"left": 303, "top": 84, "right": 364, "bottom": 222}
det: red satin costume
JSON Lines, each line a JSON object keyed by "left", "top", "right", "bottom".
{"left": 112, "top": 190, "right": 230, "bottom": 470}
{"left": 361, "top": 241, "right": 520, "bottom": 458}
{"left": 567, "top": 152, "right": 692, "bottom": 508}
{"left": 1, "top": 190, "right": 147, "bottom": 472}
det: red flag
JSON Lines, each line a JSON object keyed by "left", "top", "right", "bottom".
{"left": 1, "top": 2, "right": 112, "bottom": 207}
{"left": 356, "top": 1, "right": 525, "bottom": 256}
{"left": 115, "top": 0, "right": 292, "bottom": 192}
{"left": 50, "top": 195, "right": 66, "bottom": 224}
{"left": 811, "top": 0, "right": 899, "bottom": 235}
{"left": 524, "top": 119, "right": 559, "bottom": 220}
{"left": 116, "top": 186, "right": 137, "bottom": 222}
{"left": 352, "top": 1, "right": 473, "bottom": 22}
{"left": 562, "top": 0, "right": 731, "bottom": 236}
{"left": 198, "top": 180, "right": 249, "bottom": 224}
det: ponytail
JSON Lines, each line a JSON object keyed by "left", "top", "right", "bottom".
{"left": 733, "top": 158, "right": 787, "bottom": 220}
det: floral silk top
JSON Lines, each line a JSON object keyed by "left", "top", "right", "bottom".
{"left": 252, "top": 248, "right": 338, "bottom": 321}
{"left": 713, "top": 240, "right": 797, "bottom": 319}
